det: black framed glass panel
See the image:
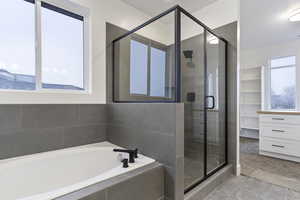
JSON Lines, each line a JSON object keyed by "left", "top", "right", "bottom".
{"left": 112, "top": 11, "right": 176, "bottom": 102}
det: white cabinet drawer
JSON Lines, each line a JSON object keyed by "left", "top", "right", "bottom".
{"left": 259, "top": 114, "right": 300, "bottom": 125}
{"left": 260, "top": 125, "right": 300, "bottom": 141}
{"left": 260, "top": 138, "right": 300, "bottom": 157}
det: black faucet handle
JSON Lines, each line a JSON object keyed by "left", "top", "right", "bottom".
{"left": 133, "top": 148, "right": 138, "bottom": 158}
{"left": 113, "top": 148, "right": 137, "bottom": 163}
{"left": 121, "top": 159, "right": 129, "bottom": 168}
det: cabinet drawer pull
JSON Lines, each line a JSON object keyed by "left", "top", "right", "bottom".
{"left": 272, "top": 129, "right": 285, "bottom": 133}
{"left": 272, "top": 118, "right": 284, "bottom": 121}
{"left": 272, "top": 144, "right": 285, "bottom": 148}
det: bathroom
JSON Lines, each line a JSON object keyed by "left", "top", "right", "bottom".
{"left": 0, "top": 0, "right": 239, "bottom": 200}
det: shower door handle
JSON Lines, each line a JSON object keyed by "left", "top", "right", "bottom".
{"left": 206, "top": 96, "right": 215, "bottom": 109}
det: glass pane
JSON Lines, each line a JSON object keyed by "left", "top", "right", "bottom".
{"left": 271, "top": 56, "right": 296, "bottom": 68}
{"left": 113, "top": 11, "right": 175, "bottom": 102}
{"left": 271, "top": 66, "right": 296, "bottom": 109}
{"left": 181, "top": 13, "right": 205, "bottom": 189}
{"left": 206, "top": 32, "right": 226, "bottom": 173}
{"left": 41, "top": 3, "right": 84, "bottom": 90}
{"left": 150, "top": 47, "right": 166, "bottom": 97}
{"left": 0, "top": 0, "right": 35, "bottom": 90}
{"left": 130, "top": 40, "right": 148, "bottom": 95}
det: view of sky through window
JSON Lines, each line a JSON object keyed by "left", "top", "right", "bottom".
{"left": 271, "top": 56, "right": 296, "bottom": 109}
{"left": 42, "top": 4, "right": 84, "bottom": 89}
{"left": 130, "top": 40, "right": 167, "bottom": 97}
{"left": 0, "top": 0, "right": 84, "bottom": 91}
{"left": 0, "top": 0, "right": 35, "bottom": 90}
{"left": 150, "top": 47, "right": 166, "bottom": 97}
{"left": 130, "top": 40, "right": 148, "bottom": 95}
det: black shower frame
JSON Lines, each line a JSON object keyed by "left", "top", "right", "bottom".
{"left": 111, "top": 5, "right": 228, "bottom": 194}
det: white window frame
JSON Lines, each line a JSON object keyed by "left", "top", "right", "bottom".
{"left": 0, "top": 0, "right": 90, "bottom": 94}
{"left": 265, "top": 55, "right": 297, "bottom": 110}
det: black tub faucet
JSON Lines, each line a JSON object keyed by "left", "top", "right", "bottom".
{"left": 113, "top": 148, "right": 138, "bottom": 163}
{"left": 122, "top": 159, "right": 129, "bottom": 168}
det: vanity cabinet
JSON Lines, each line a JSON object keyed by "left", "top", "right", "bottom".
{"left": 258, "top": 111, "right": 300, "bottom": 162}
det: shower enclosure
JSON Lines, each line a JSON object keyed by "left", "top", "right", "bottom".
{"left": 111, "top": 5, "right": 227, "bottom": 193}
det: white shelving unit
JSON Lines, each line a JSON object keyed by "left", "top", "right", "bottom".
{"left": 240, "top": 66, "right": 263, "bottom": 139}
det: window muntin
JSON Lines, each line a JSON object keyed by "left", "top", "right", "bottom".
{"left": 0, "top": 0, "right": 88, "bottom": 92}
{"left": 150, "top": 47, "right": 166, "bottom": 97}
{"left": 270, "top": 56, "right": 296, "bottom": 110}
{"left": 41, "top": 2, "right": 84, "bottom": 90}
{"left": 130, "top": 39, "right": 167, "bottom": 97}
{"left": 0, "top": 0, "right": 35, "bottom": 90}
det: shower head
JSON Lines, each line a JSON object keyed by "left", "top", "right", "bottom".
{"left": 183, "top": 50, "right": 193, "bottom": 59}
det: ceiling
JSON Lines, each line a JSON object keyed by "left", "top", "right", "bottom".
{"left": 241, "top": 0, "right": 300, "bottom": 50}
{"left": 121, "top": 0, "right": 219, "bottom": 17}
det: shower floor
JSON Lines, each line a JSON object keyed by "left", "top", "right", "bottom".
{"left": 184, "top": 140, "right": 225, "bottom": 189}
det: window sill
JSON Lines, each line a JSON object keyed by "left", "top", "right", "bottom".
{"left": 0, "top": 88, "right": 91, "bottom": 95}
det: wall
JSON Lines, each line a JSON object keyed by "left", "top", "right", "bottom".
{"left": 241, "top": 40, "right": 300, "bottom": 68}
{"left": 0, "top": 0, "right": 169, "bottom": 104}
{"left": 0, "top": 104, "right": 107, "bottom": 159}
{"left": 181, "top": 0, "right": 239, "bottom": 40}
{"left": 241, "top": 40, "right": 300, "bottom": 110}
{"left": 106, "top": 103, "right": 184, "bottom": 200}
{"left": 0, "top": 0, "right": 238, "bottom": 104}
{"left": 192, "top": 0, "right": 238, "bottom": 29}
{"left": 0, "top": 103, "right": 184, "bottom": 200}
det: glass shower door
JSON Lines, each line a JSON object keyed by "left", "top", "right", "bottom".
{"left": 206, "top": 32, "right": 227, "bottom": 173}
{"left": 183, "top": 28, "right": 227, "bottom": 192}
{"left": 182, "top": 14, "right": 206, "bottom": 190}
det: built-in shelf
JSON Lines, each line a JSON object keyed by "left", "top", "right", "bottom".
{"left": 240, "top": 114, "right": 258, "bottom": 118}
{"left": 240, "top": 65, "right": 263, "bottom": 136}
{"left": 240, "top": 90, "right": 261, "bottom": 93}
{"left": 240, "top": 126, "right": 259, "bottom": 130}
{"left": 240, "top": 66, "right": 262, "bottom": 70}
{"left": 241, "top": 103, "right": 261, "bottom": 105}
{"left": 241, "top": 78, "right": 261, "bottom": 81}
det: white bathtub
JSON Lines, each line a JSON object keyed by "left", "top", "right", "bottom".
{"left": 0, "top": 142, "right": 155, "bottom": 200}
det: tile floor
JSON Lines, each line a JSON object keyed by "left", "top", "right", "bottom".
{"left": 204, "top": 175, "right": 300, "bottom": 200}
{"left": 187, "top": 137, "right": 300, "bottom": 199}
{"left": 240, "top": 137, "right": 300, "bottom": 192}
{"left": 184, "top": 140, "right": 225, "bottom": 189}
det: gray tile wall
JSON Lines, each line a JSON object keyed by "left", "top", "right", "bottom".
{"left": 107, "top": 103, "right": 184, "bottom": 200}
{"left": 58, "top": 163, "right": 164, "bottom": 200}
{"left": 0, "top": 104, "right": 107, "bottom": 159}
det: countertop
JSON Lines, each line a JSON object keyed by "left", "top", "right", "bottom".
{"left": 257, "top": 110, "right": 300, "bottom": 115}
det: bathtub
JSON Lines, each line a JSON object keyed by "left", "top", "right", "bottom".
{"left": 0, "top": 142, "right": 155, "bottom": 200}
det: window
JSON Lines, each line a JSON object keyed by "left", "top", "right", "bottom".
{"left": 0, "top": 0, "right": 89, "bottom": 92}
{"left": 270, "top": 56, "right": 296, "bottom": 110}
{"left": 130, "top": 40, "right": 148, "bottom": 95}
{"left": 150, "top": 47, "right": 166, "bottom": 97}
{"left": 130, "top": 39, "right": 167, "bottom": 97}
{"left": 41, "top": 2, "right": 84, "bottom": 90}
{"left": 0, "top": 0, "right": 36, "bottom": 90}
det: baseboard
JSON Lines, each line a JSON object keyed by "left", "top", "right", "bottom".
{"left": 235, "top": 163, "right": 241, "bottom": 176}
{"left": 259, "top": 151, "right": 300, "bottom": 163}
{"left": 184, "top": 165, "right": 233, "bottom": 200}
